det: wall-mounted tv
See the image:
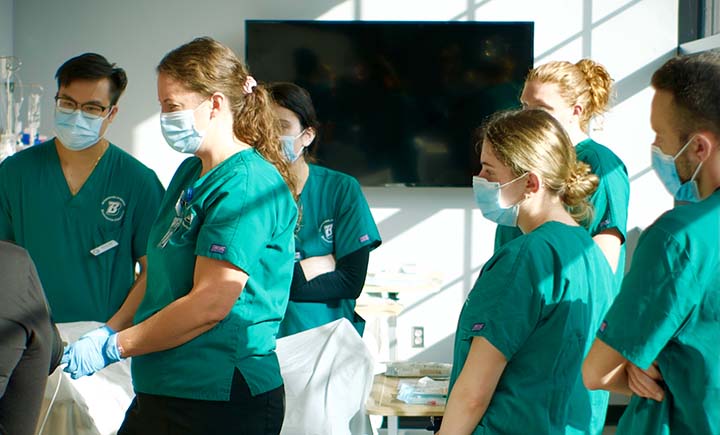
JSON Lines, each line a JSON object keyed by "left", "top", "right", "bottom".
{"left": 246, "top": 21, "right": 534, "bottom": 187}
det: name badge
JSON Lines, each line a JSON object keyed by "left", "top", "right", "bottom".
{"left": 90, "top": 240, "right": 119, "bottom": 256}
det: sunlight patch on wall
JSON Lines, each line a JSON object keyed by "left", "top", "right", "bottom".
{"left": 592, "top": 0, "right": 676, "bottom": 82}
{"left": 362, "top": 0, "right": 468, "bottom": 20}
{"left": 317, "top": 1, "right": 354, "bottom": 20}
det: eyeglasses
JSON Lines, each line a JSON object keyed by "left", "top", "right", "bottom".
{"left": 54, "top": 96, "right": 112, "bottom": 120}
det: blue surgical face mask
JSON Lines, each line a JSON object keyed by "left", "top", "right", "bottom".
{"left": 54, "top": 108, "right": 109, "bottom": 151}
{"left": 281, "top": 130, "right": 306, "bottom": 163}
{"left": 651, "top": 136, "right": 703, "bottom": 203}
{"left": 472, "top": 172, "right": 528, "bottom": 226}
{"left": 160, "top": 102, "right": 208, "bottom": 154}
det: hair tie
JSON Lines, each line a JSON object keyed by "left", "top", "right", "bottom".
{"left": 243, "top": 76, "right": 257, "bottom": 94}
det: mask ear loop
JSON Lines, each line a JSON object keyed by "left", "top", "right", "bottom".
{"left": 499, "top": 171, "right": 529, "bottom": 188}
{"left": 672, "top": 135, "right": 696, "bottom": 160}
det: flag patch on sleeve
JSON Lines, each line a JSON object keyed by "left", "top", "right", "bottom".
{"left": 359, "top": 234, "right": 370, "bottom": 243}
{"left": 210, "top": 244, "right": 227, "bottom": 254}
{"left": 471, "top": 322, "right": 485, "bottom": 331}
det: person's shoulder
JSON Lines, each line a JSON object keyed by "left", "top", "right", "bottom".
{"left": 576, "top": 138, "right": 626, "bottom": 173}
{"left": 311, "top": 164, "right": 362, "bottom": 190}
{"left": 0, "top": 240, "right": 31, "bottom": 264}
{"left": 1, "top": 140, "right": 54, "bottom": 169}
{"left": 107, "top": 143, "right": 161, "bottom": 179}
{"left": 653, "top": 194, "right": 720, "bottom": 237}
{"left": 514, "top": 222, "right": 594, "bottom": 259}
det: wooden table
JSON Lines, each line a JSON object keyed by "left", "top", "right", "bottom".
{"left": 365, "top": 374, "right": 444, "bottom": 435}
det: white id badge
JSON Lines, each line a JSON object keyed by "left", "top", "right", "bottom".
{"left": 90, "top": 240, "right": 119, "bottom": 256}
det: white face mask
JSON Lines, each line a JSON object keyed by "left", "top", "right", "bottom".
{"left": 281, "top": 129, "right": 306, "bottom": 163}
{"left": 472, "top": 172, "right": 528, "bottom": 226}
{"left": 159, "top": 101, "right": 208, "bottom": 154}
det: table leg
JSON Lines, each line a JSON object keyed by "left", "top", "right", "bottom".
{"left": 388, "top": 415, "right": 399, "bottom": 435}
{"left": 388, "top": 315, "right": 397, "bottom": 361}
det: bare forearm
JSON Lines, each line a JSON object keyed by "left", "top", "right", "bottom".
{"left": 583, "top": 339, "right": 634, "bottom": 396}
{"left": 598, "top": 365, "right": 633, "bottom": 396}
{"left": 106, "top": 271, "right": 147, "bottom": 332}
{"left": 299, "top": 254, "right": 335, "bottom": 281}
{"left": 117, "top": 292, "right": 221, "bottom": 358}
{"left": 437, "top": 385, "right": 490, "bottom": 435}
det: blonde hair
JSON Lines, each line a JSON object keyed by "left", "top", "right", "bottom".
{"left": 481, "top": 109, "right": 599, "bottom": 225}
{"left": 157, "top": 37, "right": 297, "bottom": 197}
{"left": 526, "top": 59, "right": 613, "bottom": 133}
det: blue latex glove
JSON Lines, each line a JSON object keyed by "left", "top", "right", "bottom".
{"left": 61, "top": 325, "right": 123, "bottom": 379}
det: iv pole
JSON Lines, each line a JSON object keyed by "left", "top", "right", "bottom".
{"left": 0, "top": 56, "right": 43, "bottom": 161}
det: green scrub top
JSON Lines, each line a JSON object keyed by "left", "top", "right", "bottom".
{"left": 492, "top": 139, "right": 628, "bottom": 435}
{"left": 450, "top": 222, "right": 613, "bottom": 434}
{"left": 131, "top": 149, "right": 298, "bottom": 401}
{"left": 0, "top": 140, "right": 164, "bottom": 322}
{"left": 598, "top": 189, "right": 720, "bottom": 435}
{"left": 278, "top": 164, "right": 381, "bottom": 338}
{"left": 451, "top": 222, "right": 613, "bottom": 435}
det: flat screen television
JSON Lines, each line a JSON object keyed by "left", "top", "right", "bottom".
{"left": 246, "top": 21, "right": 534, "bottom": 186}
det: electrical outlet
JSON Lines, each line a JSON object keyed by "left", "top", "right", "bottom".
{"left": 411, "top": 326, "right": 424, "bottom": 348}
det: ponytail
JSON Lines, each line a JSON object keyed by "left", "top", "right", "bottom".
{"left": 559, "top": 160, "right": 598, "bottom": 226}
{"left": 234, "top": 83, "right": 298, "bottom": 200}
{"left": 575, "top": 59, "right": 613, "bottom": 132}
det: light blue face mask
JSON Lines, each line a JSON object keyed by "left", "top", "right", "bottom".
{"left": 651, "top": 136, "right": 703, "bottom": 203}
{"left": 472, "top": 172, "right": 528, "bottom": 226}
{"left": 54, "top": 108, "right": 109, "bottom": 151}
{"left": 160, "top": 102, "right": 208, "bottom": 154}
{"left": 280, "top": 130, "right": 306, "bottom": 163}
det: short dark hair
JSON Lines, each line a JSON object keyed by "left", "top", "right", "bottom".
{"left": 267, "top": 82, "right": 320, "bottom": 156}
{"left": 55, "top": 53, "right": 128, "bottom": 106}
{"left": 651, "top": 50, "right": 720, "bottom": 139}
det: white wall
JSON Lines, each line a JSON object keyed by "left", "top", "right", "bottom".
{"left": 0, "top": 0, "right": 12, "bottom": 57}
{"left": 13, "top": 0, "right": 678, "bottom": 363}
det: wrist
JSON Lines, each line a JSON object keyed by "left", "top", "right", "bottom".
{"left": 104, "top": 333, "right": 125, "bottom": 361}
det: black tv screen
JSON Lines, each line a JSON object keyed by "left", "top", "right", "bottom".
{"left": 246, "top": 21, "right": 534, "bottom": 186}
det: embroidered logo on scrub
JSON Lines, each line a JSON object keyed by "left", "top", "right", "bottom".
{"left": 210, "top": 244, "right": 227, "bottom": 254}
{"left": 599, "top": 321, "right": 608, "bottom": 333}
{"left": 101, "top": 196, "right": 126, "bottom": 222}
{"left": 359, "top": 234, "right": 370, "bottom": 243}
{"left": 320, "top": 219, "right": 334, "bottom": 244}
{"left": 471, "top": 323, "right": 485, "bottom": 332}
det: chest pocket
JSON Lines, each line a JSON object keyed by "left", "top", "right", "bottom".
{"left": 91, "top": 216, "right": 125, "bottom": 256}
{"left": 168, "top": 206, "right": 201, "bottom": 248}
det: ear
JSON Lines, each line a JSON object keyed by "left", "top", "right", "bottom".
{"left": 693, "top": 131, "right": 718, "bottom": 162}
{"left": 572, "top": 103, "right": 583, "bottom": 118}
{"left": 525, "top": 172, "right": 541, "bottom": 194}
{"left": 209, "top": 93, "right": 225, "bottom": 117}
{"left": 301, "top": 127, "right": 317, "bottom": 147}
{"left": 106, "top": 105, "right": 119, "bottom": 123}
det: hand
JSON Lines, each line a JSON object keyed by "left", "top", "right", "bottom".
{"left": 626, "top": 361, "right": 664, "bottom": 402}
{"left": 61, "top": 325, "right": 123, "bottom": 379}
